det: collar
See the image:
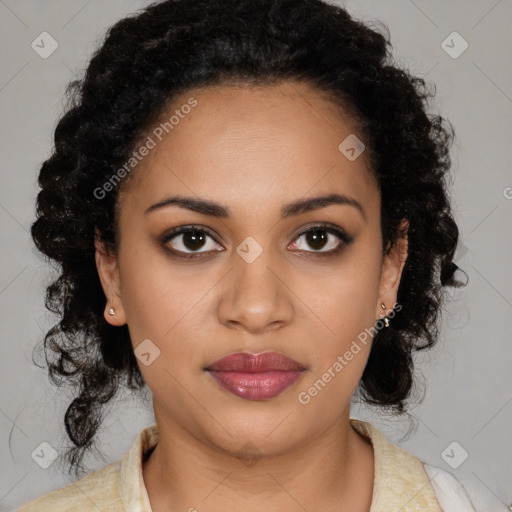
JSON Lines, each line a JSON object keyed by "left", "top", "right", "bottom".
{"left": 119, "top": 423, "right": 158, "bottom": 511}
{"left": 350, "top": 418, "right": 441, "bottom": 511}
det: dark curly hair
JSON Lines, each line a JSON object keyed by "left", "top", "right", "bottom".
{"left": 30, "top": 0, "right": 467, "bottom": 478}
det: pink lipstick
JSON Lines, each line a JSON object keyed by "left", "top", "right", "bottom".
{"left": 205, "top": 351, "right": 305, "bottom": 401}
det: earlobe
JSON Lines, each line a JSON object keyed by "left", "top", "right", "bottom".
{"left": 94, "top": 228, "right": 127, "bottom": 326}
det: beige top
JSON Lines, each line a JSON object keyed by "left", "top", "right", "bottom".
{"left": 16, "top": 418, "right": 443, "bottom": 511}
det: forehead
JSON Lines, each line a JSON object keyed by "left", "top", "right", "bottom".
{"left": 118, "top": 81, "right": 379, "bottom": 221}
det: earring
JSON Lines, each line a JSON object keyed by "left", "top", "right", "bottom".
{"left": 381, "top": 303, "right": 390, "bottom": 327}
{"left": 108, "top": 307, "right": 116, "bottom": 316}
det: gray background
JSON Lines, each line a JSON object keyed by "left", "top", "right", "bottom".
{"left": 1, "top": 1, "right": 511, "bottom": 511}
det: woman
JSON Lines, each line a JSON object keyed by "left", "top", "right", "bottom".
{"left": 18, "top": 0, "right": 481, "bottom": 510}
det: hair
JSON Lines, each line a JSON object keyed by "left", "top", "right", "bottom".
{"left": 30, "top": 0, "right": 467, "bottom": 478}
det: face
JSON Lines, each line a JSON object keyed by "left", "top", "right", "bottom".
{"left": 95, "top": 80, "right": 408, "bottom": 456}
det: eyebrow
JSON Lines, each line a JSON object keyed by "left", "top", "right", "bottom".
{"left": 144, "top": 192, "right": 366, "bottom": 221}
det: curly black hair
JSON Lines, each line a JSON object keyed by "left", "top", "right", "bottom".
{"left": 30, "top": 0, "right": 467, "bottom": 478}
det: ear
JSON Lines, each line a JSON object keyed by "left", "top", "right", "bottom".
{"left": 375, "top": 219, "right": 409, "bottom": 322}
{"left": 94, "top": 228, "right": 127, "bottom": 326}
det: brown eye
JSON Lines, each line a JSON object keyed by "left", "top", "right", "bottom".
{"left": 289, "top": 224, "right": 354, "bottom": 255}
{"left": 162, "top": 226, "right": 223, "bottom": 257}
{"left": 161, "top": 223, "right": 354, "bottom": 259}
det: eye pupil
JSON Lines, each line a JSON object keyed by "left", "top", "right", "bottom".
{"left": 184, "top": 230, "right": 206, "bottom": 251}
{"left": 306, "top": 230, "right": 328, "bottom": 250}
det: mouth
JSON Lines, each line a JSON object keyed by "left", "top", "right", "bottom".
{"left": 204, "top": 351, "right": 306, "bottom": 401}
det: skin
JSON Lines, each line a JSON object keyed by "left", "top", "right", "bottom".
{"left": 95, "top": 80, "right": 408, "bottom": 512}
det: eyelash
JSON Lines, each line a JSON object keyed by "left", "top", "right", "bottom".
{"left": 160, "top": 223, "right": 354, "bottom": 260}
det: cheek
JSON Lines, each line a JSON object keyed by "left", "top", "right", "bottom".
{"left": 295, "top": 280, "right": 376, "bottom": 415}
{"left": 292, "top": 248, "right": 381, "bottom": 403}
{"left": 293, "top": 250, "right": 382, "bottom": 346}
{"left": 117, "top": 241, "right": 219, "bottom": 380}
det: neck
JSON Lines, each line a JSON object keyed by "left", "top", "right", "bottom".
{"left": 142, "top": 407, "right": 374, "bottom": 512}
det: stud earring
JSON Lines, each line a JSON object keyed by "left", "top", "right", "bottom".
{"left": 381, "top": 303, "right": 390, "bottom": 327}
{"left": 108, "top": 307, "right": 116, "bottom": 316}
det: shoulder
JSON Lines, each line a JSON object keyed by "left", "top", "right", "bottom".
{"left": 15, "top": 459, "right": 124, "bottom": 512}
{"left": 16, "top": 423, "right": 158, "bottom": 512}
{"left": 423, "top": 463, "right": 479, "bottom": 512}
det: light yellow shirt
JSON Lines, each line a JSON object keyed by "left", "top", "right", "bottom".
{"left": 16, "top": 418, "right": 446, "bottom": 511}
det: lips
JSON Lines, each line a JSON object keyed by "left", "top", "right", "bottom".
{"left": 205, "top": 351, "right": 305, "bottom": 372}
{"left": 205, "top": 352, "right": 306, "bottom": 400}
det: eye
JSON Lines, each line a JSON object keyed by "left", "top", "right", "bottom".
{"left": 289, "top": 223, "right": 354, "bottom": 256}
{"left": 161, "top": 225, "right": 223, "bottom": 258}
{"left": 161, "top": 222, "right": 354, "bottom": 259}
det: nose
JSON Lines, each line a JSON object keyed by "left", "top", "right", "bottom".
{"left": 216, "top": 248, "right": 294, "bottom": 334}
